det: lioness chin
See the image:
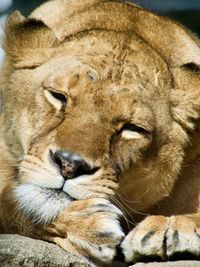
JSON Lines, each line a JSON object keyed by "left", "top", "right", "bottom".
{"left": 1, "top": 0, "right": 200, "bottom": 266}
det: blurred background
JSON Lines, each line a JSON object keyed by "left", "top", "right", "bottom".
{"left": 0, "top": 0, "right": 200, "bottom": 35}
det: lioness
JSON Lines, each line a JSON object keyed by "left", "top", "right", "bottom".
{"left": 1, "top": 0, "right": 200, "bottom": 266}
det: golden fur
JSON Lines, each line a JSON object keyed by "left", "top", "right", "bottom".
{"left": 1, "top": 0, "right": 200, "bottom": 265}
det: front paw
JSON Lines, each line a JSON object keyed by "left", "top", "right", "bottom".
{"left": 46, "top": 198, "right": 124, "bottom": 264}
{"left": 121, "top": 215, "right": 200, "bottom": 263}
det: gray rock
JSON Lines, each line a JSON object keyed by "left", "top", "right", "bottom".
{"left": 0, "top": 235, "right": 199, "bottom": 267}
{"left": 0, "top": 234, "right": 89, "bottom": 267}
{"left": 134, "top": 262, "right": 200, "bottom": 267}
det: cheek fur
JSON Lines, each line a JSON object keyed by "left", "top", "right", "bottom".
{"left": 14, "top": 184, "right": 71, "bottom": 224}
{"left": 19, "top": 154, "right": 64, "bottom": 189}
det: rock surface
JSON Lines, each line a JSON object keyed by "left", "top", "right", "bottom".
{"left": 0, "top": 234, "right": 199, "bottom": 267}
{"left": 134, "top": 262, "right": 200, "bottom": 267}
{"left": 0, "top": 234, "right": 89, "bottom": 267}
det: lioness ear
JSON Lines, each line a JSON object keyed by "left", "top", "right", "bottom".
{"left": 129, "top": 10, "right": 200, "bottom": 68}
{"left": 3, "top": 11, "right": 57, "bottom": 68}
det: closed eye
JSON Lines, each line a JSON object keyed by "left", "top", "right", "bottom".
{"left": 120, "top": 124, "right": 149, "bottom": 140}
{"left": 44, "top": 90, "right": 67, "bottom": 111}
{"left": 121, "top": 124, "right": 147, "bottom": 133}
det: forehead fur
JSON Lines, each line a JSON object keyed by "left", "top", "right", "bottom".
{"left": 30, "top": 0, "right": 200, "bottom": 67}
{"left": 40, "top": 30, "right": 170, "bottom": 90}
{"left": 4, "top": 0, "right": 200, "bottom": 70}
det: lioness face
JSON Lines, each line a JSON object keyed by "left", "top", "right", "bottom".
{"left": 5, "top": 32, "right": 187, "bottom": 223}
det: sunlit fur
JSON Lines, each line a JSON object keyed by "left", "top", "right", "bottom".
{"left": 1, "top": 0, "right": 200, "bottom": 265}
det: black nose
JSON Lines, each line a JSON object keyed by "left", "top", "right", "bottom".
{"left": 50, "top": 150, "right": 99, "bottom": 179}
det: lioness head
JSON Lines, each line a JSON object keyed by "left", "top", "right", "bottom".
{"left": 1, "top": 0, "right": 200, "bottom": 223}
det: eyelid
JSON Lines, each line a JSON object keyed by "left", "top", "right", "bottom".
{"left": 121, "top": 130, "right": 143, "bottom": 140}
{"left": 120, "top": 123, "right": 150, "bottom": 134}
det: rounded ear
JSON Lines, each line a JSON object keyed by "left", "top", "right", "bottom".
{"left": 30, "top": 0, "right": 200, "bottom": 68}
{"left": 3, "top": 11, "right": 57, "bottom": 68}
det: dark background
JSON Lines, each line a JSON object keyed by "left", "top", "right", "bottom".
{"left": 3, "top": 0, "right": 200, "bottom": 36}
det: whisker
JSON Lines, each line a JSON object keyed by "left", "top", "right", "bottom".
{"left": 109, "top": 195, "right": 136, "bottom": 231}
{"left": 20, "top": 163, "right": 56, "bottom": 176}
{"left": 21, "top": 160, "right": 57, "bottom": 176}
{"left": 23, "top": 155, "right": 48, "bottom": 169}
{"left": 117, "top": 187, "right": 150, "bottom": 204}
{"left": 116, "top": 191, "right": 149, "bottom": 217}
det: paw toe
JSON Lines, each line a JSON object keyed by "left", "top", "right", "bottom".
{"left": 166, "top": 228, "right": 200, "bottom": 257}
{"left": 122, "top": 216, "right": 200, "bottom": 263}
{"left": 121, "top": 228, "right": 165, "bottom": 262}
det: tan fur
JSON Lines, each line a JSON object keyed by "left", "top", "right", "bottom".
{"left": 1, "top": 0, "right": 200, "bottom": 265}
